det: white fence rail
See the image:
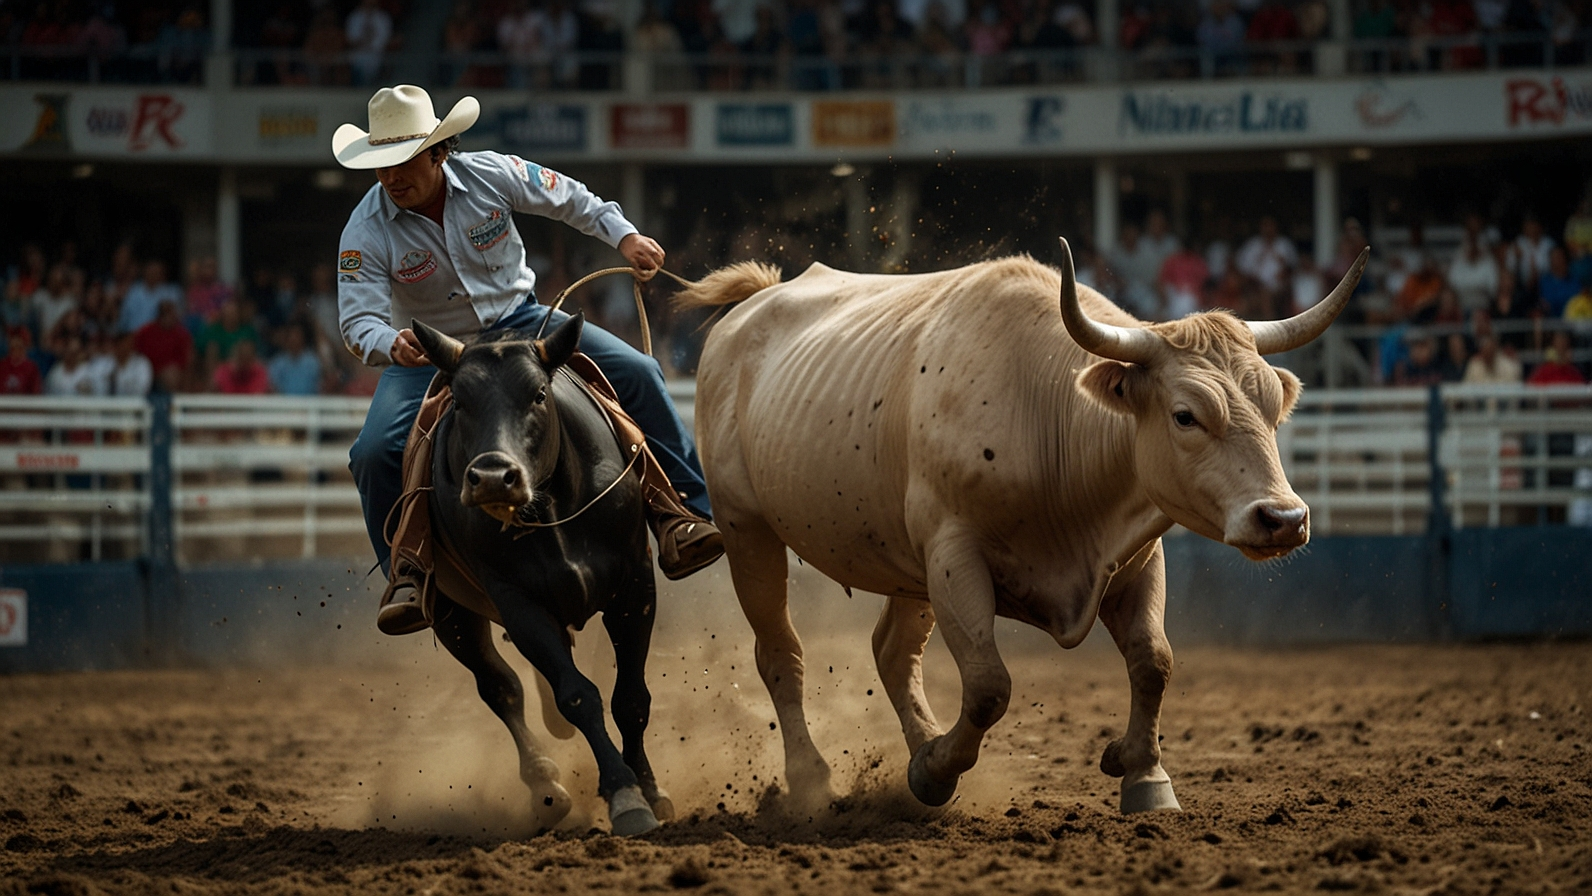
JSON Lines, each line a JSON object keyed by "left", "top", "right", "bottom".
{"left": 1, "top": 383, "right": 1588, "bottom": 564}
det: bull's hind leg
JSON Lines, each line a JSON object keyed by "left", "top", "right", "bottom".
{"left": 493, "top": 589, "right": 658, "bottom": 836}
{"left": 603, "top": 564, "right": 674, "bottom": 822}
{"left": 430, "top": 597, "right": 573, "bottom": 829}
{"left": 1096, "top": 546, "right": 1181, "bottom": 814}
{"left": 872, "top": 596, "right": 943, "bottom": 754}
{"left": 724, "top": 514, "right": 833, "bottom": 808}
{"left": 908, "top": 527, "right": 1011, "bottom": 807}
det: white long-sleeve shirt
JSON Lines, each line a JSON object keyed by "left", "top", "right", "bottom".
{"left": 335, "top": 150, "right": 637, "bottom": 366}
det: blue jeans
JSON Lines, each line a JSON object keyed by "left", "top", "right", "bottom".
{"left": 348, "top": 300, "right": 711, "bottom": 571}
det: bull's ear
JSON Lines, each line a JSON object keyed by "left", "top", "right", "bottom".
{"left": 533, "top": 312, "right": 583, "bottom": 370}
{"left": 411, "top": 319, "right": 463, "bottom": 374}
{"left": 1273, "top": 366, "right": 1303, "bottom": 424}
{"left": 1077, "top": 360, "right": 1141, "bottom": 416}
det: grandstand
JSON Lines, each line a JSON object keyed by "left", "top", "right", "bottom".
{"left": 1, "top": 0, "right": 1590, "bottom": 667}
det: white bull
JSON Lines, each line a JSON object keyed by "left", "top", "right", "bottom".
{"left": 677, "top": 239, "right": 1367, "bottom": 813}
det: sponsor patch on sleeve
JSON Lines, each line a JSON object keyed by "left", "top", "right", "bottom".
{"left": 537, "top": 166, "right": 559, "bottom": 192}
{"left": 339, "top": 250, "right": 362, "bottom": 272}
{"left": 508, "top": 155, "right": 530, "bottom": 182}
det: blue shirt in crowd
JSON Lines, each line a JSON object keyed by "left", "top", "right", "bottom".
{"left": 1540, "top": 271, "right": 1580, "bottom": 317}
{"left": 267, "top": 351, "right": 322, "bottom": 395}
{"left": 118, "top": 281, "right": 183, "bottom": 334}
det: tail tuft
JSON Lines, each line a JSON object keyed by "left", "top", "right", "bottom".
{"left": 672, "top": 261, "right": 783, "bottom": 311}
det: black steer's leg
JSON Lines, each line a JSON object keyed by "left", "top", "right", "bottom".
{"left": 494, "top": 587, "right": 659, "bottom": 836}
{"left": 430, "top": 597, "right": 573, "bottom": 829}
{"left": 602, "top": 565, "right": 672, "bottom": 820}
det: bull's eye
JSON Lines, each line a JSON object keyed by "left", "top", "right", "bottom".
{"left": 534, "top": 387, "right": 547, "bottom": 405}
{"left": 1173, "top": 410, "right": 1197, "bottom": 428}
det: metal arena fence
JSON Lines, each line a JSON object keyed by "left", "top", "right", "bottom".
{"left": 1, "top": 382, "right": 1589, "bottom": 566}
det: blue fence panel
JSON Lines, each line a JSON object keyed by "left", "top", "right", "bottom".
{"left": 0, "top": 562, "right": 147, "bottom": 673}
{"left": 1448, "top": 528, "right": 1592, "bottom": 638}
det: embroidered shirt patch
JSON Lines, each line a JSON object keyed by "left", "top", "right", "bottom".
{"left": 339, "top": 250, "right": 362, "bottom": 272}
{"left": 537, "top": 166, "right": 558, "bottom": 191}
{"left": 395, "top": 250, "right": 437, "bottom": 284}
{"left": 468, "top": 210, "right": 511, "bottom": 251}
{"left": 509, "top": 155, "right": 530, "bottom": 182}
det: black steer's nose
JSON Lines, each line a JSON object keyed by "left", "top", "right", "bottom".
{"left": 1255, "top": 503, "right": 1308, "bottom": 534}
{"left": 462, "top": 452, "right": 531, "bottom": 508}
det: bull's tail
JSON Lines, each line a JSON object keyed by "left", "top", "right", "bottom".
{"left": 672, "top": 261, "right": 783, "bottom": 311}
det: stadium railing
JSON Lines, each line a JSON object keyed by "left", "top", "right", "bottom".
{"left": 1, "top": 381, "right": 1587, "bottom": 565}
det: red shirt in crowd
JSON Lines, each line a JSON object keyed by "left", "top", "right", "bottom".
{"left": 134, "top": 319, "right": 194, "bottom": 378}
{"left": 0, "top": 356, "right": 42, "bottom": 395}
{"left": 1527, "top": 362, "right": 1588, "bottom": 386}
{"left": 212, "top": 360, "right": 270, "bottom": 395}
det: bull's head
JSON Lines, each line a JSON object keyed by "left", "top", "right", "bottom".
{"left": 412, "top": 314, "right": 584, "bottom": 525}
{"left": 1058, "top": 237, "right": 1367, "bottom": 560}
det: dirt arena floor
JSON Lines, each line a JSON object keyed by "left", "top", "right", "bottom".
{"left": 2, "top": 565, "right": 1590, "bottom": 895}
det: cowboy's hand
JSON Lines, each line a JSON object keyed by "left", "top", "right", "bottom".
{"left": 391, "top": 328, "right": 431, "bottom": 367}
{"left": 619, "top": 233, "right": 666, "bottom": 275}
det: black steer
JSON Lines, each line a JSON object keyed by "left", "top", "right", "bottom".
{"left": 412, "top": 314, "right": 671, "bottom": 836}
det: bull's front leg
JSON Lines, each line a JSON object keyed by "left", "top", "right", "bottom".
{"left": 907, "top": 526, "right": 1010, "bottom": 807}
{"left": 1096, "top": 543, "right": 1182, "bottom": 814}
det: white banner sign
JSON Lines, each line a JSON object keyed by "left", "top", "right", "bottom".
{"left": 0, "top": 88, "right": 212, "bottom": 157}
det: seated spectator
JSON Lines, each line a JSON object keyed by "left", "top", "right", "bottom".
{"left": 1246, "top": 0, "right": 1299, "bottom": 42}
{"left": 1448, "top": 230, "right": 1500, "bottom": 313}
{"left": 133, "top": 300, "right": 194, "bottom": 392}
{"left": 964, "top": 0, "right": 1012, "bottom": 55}
{"left": 345, "top": 0, "right": 393, "bottom": 86}
{"left": 1353, "top": 0, "right": 1397, "bottom": 37}
{"left": 197, "top": 300, "right": 260, "bottom": 373}
{"left": 118, "top": 260, "right": 181, "bottom": 335}
{"left": 1, "top": 332, "right": 42, "bottom": 396}
{"left": 1463, "top": 334, "right": 1523, "bottom": 384}
{"left": 1392, "top": 333, "right": 1445, "bottom": 386}
{"left": 1395, "top": 255, "right": 1444, "bottom": 320}
{"left": 1290, "top": 254, "right": 1325, "bottom": 315}
{"left": 633, "top": 0, "right": 684, "bottom": 53}
{"left": 30, "top": 263, "right": 79, "bottom": 339}
{"left": 1203, "top": 267, "right": 1247, "bottom": 312}
{"left": 267, "top": 322, "right": 322, "bottom": 396}
{"left": 1509, "top": 214, "right": 1556, "bottom": 300}
{"left": 304, "top": 6, "right": 349, "bottom": 86}
{"left": 1539, "top": 247, "right": 1580, "bottom": 317}
{"left": 856, "top": 0, "right": 916, "bottom": 55}
{"left": 44, "top": 308, "right": 94, "bottom": 358}
{"left": 185, "top": 256, "right": 233, "bottom": 325}
{"left": 1565, "top": 277, "right": 1592, "bottom": 321}
{"left": 499, "top": 0, "right": 548, "bottom": 88}
{"left": 1196, "top": 0, "right": 1246, "bottom": 61}
{"left": 1440, "top": 332, "right": 1470, "bottom": 381}
{"left": 44, "top": 337, "right": 106, "bottom": 397}
{"left": 1420, "top": 285, "right": 1466, "bottom": 326}
{"left": 101, "top": 331, "right": 153, "bottom": 397}
{"left": 1527, "top": 330, "right": 1586, "bottom": 385}
{"left": 1159, "top": 242, "right": 1209, "bottom": 320}
{"left": 1565, "top": 195, "right": 1592, "bottom": 261}
{"left": 1108, "top": 224, "right": 1163, "bottom": 320}
{"left": 1235, "top": 215, "right": 1297, "bottom": 317}
{"left": 212, "top": 340, "right": 270, "bottom": 395}
{"left": 544, "top": 0, "right": 581, "bottom": 85}
{"left": 156, "top": 5, "right": 210, "bottom": 83}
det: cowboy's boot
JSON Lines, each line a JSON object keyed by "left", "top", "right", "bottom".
{"left": 652, "top": 497, "right": 724, "bottom": 580}
{"left": 376, "top": 560, "right": 432, "bottom": 636}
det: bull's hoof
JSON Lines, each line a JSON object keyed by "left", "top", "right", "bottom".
{"left": 1121, "top": 779, "right": 1182, "bottom": 814}
{"left": 1099, "top": 739, "right": 1126, "bottom": 778}
{"left": 646, "top": 787, "right": 676, "bottom": 822}
{"left": 530, "top": 781, "right": 573, "bottom": 829}
{"left": 907, "top": 743, "right": 958, "bottom": 807}
{"left": 785, "top": 757, "right": 836, "bottom": 812}
{"left": 608, "top": 785, "right": 661, "bottom": 836}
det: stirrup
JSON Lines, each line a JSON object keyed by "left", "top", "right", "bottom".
{"left": 657, "top": 517, "right": 724, "bottom": 580}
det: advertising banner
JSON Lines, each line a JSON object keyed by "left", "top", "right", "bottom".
{"left": 492, "top": 103, "right": 588, "bottom": 153}
{"left": 611, "top": 102, "right": 690, "bottom": 150}
{"left": 812, "top": 100, "right": 895, "bottom": 147}
{"left": 1, "top": 88, "right": 212, "bottom": 157}
{"left": 715, "top": 103, "right": 794, "bottom": 147}
{"left": 0, "top": 589, "right": 25, "bottom": 648}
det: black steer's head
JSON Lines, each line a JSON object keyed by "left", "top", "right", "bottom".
{"left": 412, "top": 314, "right": 584, "bottom": 525}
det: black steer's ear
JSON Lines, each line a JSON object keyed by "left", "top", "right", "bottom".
{"left": 411, "top": 319, "right": 464, "bottom": 374}
{"left": 534, "top": 313, "right": 583, "bottom": 370}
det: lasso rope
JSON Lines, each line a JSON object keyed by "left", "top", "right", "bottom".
{"left": 533, "top": 265, "right": 697, "bottom": 357}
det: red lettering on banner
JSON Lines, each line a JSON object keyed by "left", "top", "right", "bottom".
{"left": 0, "top": 602, "right": 14, "bottom": 636}
{"left": 1507, "top": 78, "right": 1564, "bottom": 126}
{"left": 130, "top": 95, "right": 185, "bottom": 150}
{"left": 16, "top": 452, "right": 80, "bottom": 470}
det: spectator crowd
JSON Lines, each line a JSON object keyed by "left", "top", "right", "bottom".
{"left": 1, "top": 240, "right": 364, "bottom": 400}
{"left": 8, "top": 0, "right": 1586, "bottom": 90}
{"left": 1074, "top": 193, "right": 1592, "bottom": 387}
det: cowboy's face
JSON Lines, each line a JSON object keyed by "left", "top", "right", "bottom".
{"left": 375, "top": 150, "right": 445, "bottom": 210}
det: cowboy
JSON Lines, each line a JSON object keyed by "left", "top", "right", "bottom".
{"left": 333, "top": 85, "right": 722, "bottom": 635}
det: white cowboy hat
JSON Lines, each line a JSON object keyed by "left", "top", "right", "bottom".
{"left": 332, "top": 85, "right": 480, "bottom": 170}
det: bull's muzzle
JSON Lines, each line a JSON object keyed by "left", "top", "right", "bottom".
{"left": 461, "top": 451, "right": 532, "bottom": 520}
{"left": 1228, "top": 498, "right": 1310, "bottom": 559}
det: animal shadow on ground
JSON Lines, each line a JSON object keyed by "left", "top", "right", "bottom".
{"left": 40, "top": 825, "right": 504, "bottom": 886}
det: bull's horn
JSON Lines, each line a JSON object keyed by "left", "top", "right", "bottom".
{"left": 1248, "top": 247, "right": 1369, "bottom": 355}
{"left": 410, "top": 318, "right": 464, "bottom": 371}
{"left": 1057, "top": 237, "right": 1159, "bottom": 365}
